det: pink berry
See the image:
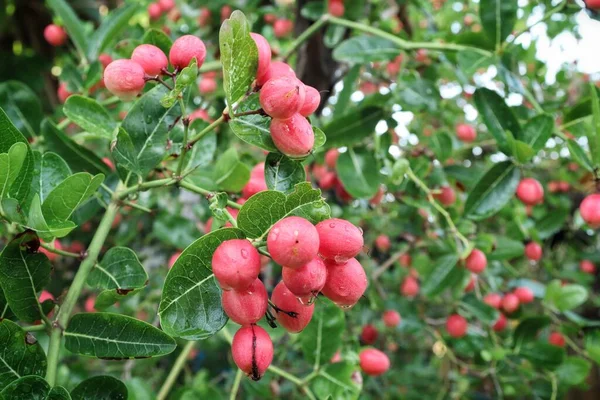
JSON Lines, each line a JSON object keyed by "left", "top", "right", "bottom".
{"left": 360, "top": 324, "right": 379, "bottom": 344}
{"left": 148, "top": 3, "right": 162, "bottom": 20}
{"left": 325, "top": 149, "right": 339, "bottom": 169}
{"left": 375, "top": 234, "right": 391, "bottom": 252}
{"left": 231, "top": 325, "right": 273, "bottom": 381}
{"left": 222, "top": 278, "right": 268, "bottom": 325}
{"left": 455, "top": 123, "right": 477, "bottom": 142}
{"left": 501, "top": 293, "right": 520, "bottom": 313}
{"left": 548, "top": 332, "right": 565, "bottom": 347}
{"left": 580, "top": 260, "right": 596, "bottom": 274}
{"left": 359, "top": 348, "right": 390, "bottom": 376}
{"left": 484, "top": 293, "right": 502, "bottom": 309}
{"left": 516, "top": 178, "right": 544, "bottom": 206}
{"left": 271, "top": 282, "right": 314, "bottom": 333}
{"left": 84, "top": 296, "right": 96, "bottom": 313}
{"left": 273, "top": 19, "right": 293, "bottom": 38}
{"left": 169, "top": 35, "right": 206, "bottom": 70}
{"left": 98, "top": 53, "right": 113, "bottom": 69}
{"left": 131, "top": 44, "right": 168, "bottom": 76}
{"left": 198, "top": 78, "right": 217, "bottom": 94}
{"left": 464, "top": 274, "right": 476, "bottom": 293}
{"left": 492, "top": 313, "right": 507, "bottom": 332}
{"left": 39, "top": 240, "right": 62, "bottom": 262}
{"left": 321, "top": 258, "right": 368, "bottom": 307}
{"left": 383, "top": 310, "right": 401, "bottom": 327}
{"left": 57, "top": 83, "right": 72, "bottom": 104}
{"left": 319, "top": 172, "right": 337, "bottom": 190}
{"left": 401, "top": 276, "right": 419, "bottom": 297}
{"left": 369, "top": 186, "right": 385, "bottom": 205}
{"left": 260, "top": 77, "right": 306, "bottom": 119}
{"left": 270, "top": 114, "right": 315, "bottom": 158}
{"left": 398, "top": 253, "right": 412, "bottom": 267}
{"left": 189, "top": 109, "right": 211, "bottom": 122}
{"left": 524, "top": 242, "right": 542, "bottom": 261}
{"left": 44, "top": 24, "right": 67, "bottom": 46}
{"left": 257, "top": 61, "right": 296, "bottom": 87}
{"left": 212, "top": 239, "right": 261, "bottom": 291}
{"left": 158, "top": 0, "right": 175, "bottom": 12}
{"left": 242, "top": 167, "right": 268, "bottom": 199}
{"left": 580, "top": 194, "right": 600, "bottom": 228}
{"left": 39, "top": 290, "right": 54, "bottom": 303}
{"left": 168, "top": 251, "right": 181, "bottom": 269}
{"left": 299, "top": 85, "right": 321, "bottom": 117}
{"left": 315, "top": 218, "right": 363, "bottom": 262}
{"left": 198, "top": 8, "right": 211, "bottom": 26}
{"left": 328, "top": 0, "right": 345, "bottom": 17}
{"left": 104, "top": 59, "right": 146, "bottom": 101}
{"left": 220, "top": 5, "right": 232, "bottom": 21}
{"left": 434, "top": 186, "right": 456, "bottom": 206}
{"left": 250, "top": 33, "right": 272, "bottom": 83}
{"left": 281, "top": 258, "right": 327, "bottom": 298}
{"left": 267, "top": 217, "right": 319, "bottom": 269}
{"left": 465, "top": 249, "right": 487, "bottom": 274}
{"left": 446, "top": 314, "right": 467, "bottom": 338}
{"left": 513, "top": 287, "right": 534, "bottom": 304}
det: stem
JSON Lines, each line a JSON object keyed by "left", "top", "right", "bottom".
{"left": 45, "top": 193, "right": 121, "bottom": 386}
{"left": 229, "top": 369, "right": 243, "bottom": 400}
{"left": 188, "top": 115, "right": 225, "bottom": 146}
{"left": 100, "top": 96, "right": 120, "bottom": 106}
{"left": 233, "top": 109, "right": 266, "bottom": 118}
{"left": 268, "top": 365, "right": 304, "bottom": 386}
{"left": 40, "top": 242, "right": 81, "bottom": 259}
{"left": 120, "top": 199, "right": 152, "bottom": 213}
{"left": 118, "top": 178, "right": 177, "bottom": 199}
{"left": 373, "top": 250, "right": 406, "bottom": 279}
{"left": 57, "top": 119, "right": 70, "bottom": 130}
{"left": 179, "top": 181, "right": 242, "bottom": 210}
{"left": 157, "top": 341, "right": 197, "bottom": 400}
{"left": 281, "top": 15, "right": 330, "bottom": 61}
{"left": 199, "top": 60, "right": 221, "bottom": 74}
{"left": 175, "top": 97, "right": 189, "bottom": 178}
{"left": 21, "top": 324, "right": 48, "bottom": 332}
{"left": 327, "top": 16, "right": 492, "bottom": 57}
{"left": 223, "top": 209, "right": 238, "bottom": 228}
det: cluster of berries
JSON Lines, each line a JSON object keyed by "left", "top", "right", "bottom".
{"left": 211, "top": 216, "right": 366, "bottom": 380}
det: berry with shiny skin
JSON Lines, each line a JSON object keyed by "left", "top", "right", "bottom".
{"left": 465, "top": 249, "right": 487, "bottom": 274}
{"left": 260, "top": 77, "right": 305, "bottom": 119}
{"left": 242, "top": 163, "right": 268, "bottom": 199}
{"left": 315, "top": 218, "right": 363, "bottom": 262}
{"left": 44, "top": 24, "right": 67, "bottom": 46}
{"left": 231, "top": 325, "right": 273, "bottom": 381}
{"left": 446, "top": 314, "right": 468, "bottom": 338}
{"left": 198, "top": 77, "right": 217, "bottom": 94}
{"left": 267, "top": 217, "right": 319, "bottom": 269}
{"left": 328, "top": 0, "right": 345, "bottom": 16}
{"left": 299, "top": 85, "right": 321, "bottom": 116}
{"left": 501, "top": 293, "right": 520, "bottom": 313}
{"left": 484, "top": 293, "right": 503, "bottom": 309}
{"left": 158, "top": 0, "right": 175, "bottom": 12}
{"left": 257, "top": 61, "right": 296, "bottom": 87}
{"left": 580, "top": 260, "right": 597, "bottom": 274}
{"left": 148, "top": 3, "right": 162, "bottom": 20}
{"left": 580, "top": 194, "right": 600, "bottom": 228}
{"left": 359, "top": 348, "right": 390, "bottom": 376}
{"left": 434, "top": 186, "right": 456, "bottom": 206}
{"left": 516, "top": 178, "right": 544, "bottom": 206}
{"left": 271, "top": 282, "right": 314, "bottom": 333}
{"left": 383, "top": 310, "right": 401, "bottom": 327}
{"left": 375, "top": 234, "right": 391, "bottom": 252}
{"left": 131, "top": 44, "right": 168, "bottom": 76}
{"left": 98, "top": 53, "right": 113, "bottom": 69}
{"left": 325, "top": 149, "right": 339, "bottom": 169}
{"left": 168, "top": 251, "right": 181, "bottom": 269}
{"left": 57, "top": 83, "right": 72, "bottom": 104}
{"left": 221, "top": 278, "right": 268, "bottom": 325}
{"left": 399, "top": 253, "right": 412, "bottom": 267}
{"left": 513, "top": 287, "right": 534, "bottom": 304}
{"left": 169, "top": 35, "right": 206, "bottom": 70}
{"left": 586, "top": 0, "right": 600, "bottom": 10}
{"left": 493, "top": 313, "right": 507, "bottom": 332}
{"left": 400, "top": 276, "right": 419, "bottom": 297}
{"left": 273, "top": 19, "right": 293, "bottom": 38}
{"left": 104, "top": 59, "right": 146, "bottom": 101}
{"left": 321, "top": 258, "right": 368, "bottom": 307}
{"left": 270, "top": 114, "right": 314, "bottom": 158}
{"left": 212, "top": 239, "right": 261, "bottom": 291}
{"left": 281, "top": 257, "right": 327, "bottom": 297}
{"left": 455, "top": 123, "right": 477, "bottom": 142}
{"left": 250, "top": 33, "right": 272, "bottom": 83}
{"left": 360, "top": 324, "right": 379, "bottom": 345}
{"left": 525, "top": 242, "right": 543, "bottom": 261}
{"left": 548, "top": 332, "right": 566, "bottom": 347}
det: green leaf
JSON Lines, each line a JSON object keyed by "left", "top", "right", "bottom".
{"left": 63, "top": 96, "right": 116, "bottom": 139}
{"left": 88, "top": 247, "right": 147, "bottom": 290}
{"left": 456, "top": 51, "right": 493, "bottom": 77}
{"left": 46, "top": 0, "right": 88, "bottom": 61}
{"left": 421, "top": 254, "right": 462, "bottom": 297}
{"left": 111, "top": 128, "right": 141, "bottom": 180}
{"left": 396, "top": 79, "right": 440, "bottom": 113}
{"left": 506, "top": 131, "right": 535, "bottom": 164}
{"left": 488, "top": 236, "right": 524, "bottom": 261}
{"left": 0, "top": 143, "right": 27, "bottom": 203}
{"left": 183, "top": 120, "right": 216, "bottom": 170}
{"left": 519, "top": 342, "right": 565, "bottom": 370}
{"left": 313, "top": 126, "right": 327, "bottom": 149}
{"left": 460, "top": 294, "right": 499, "bottom": 325}
{"left": 0, "top": 81, "right": 43, "bottom": 138}
{"left": 479, "top": 0, "right": 517, "bottom": 47}
{"left": 0, "top": 231, "right": 51, "bottom": 322}
{"left": 159, "top": 229, "right": 245, "bottom": 340}
{"left": 464, "top": 161, "right": 520, "bottom": 220}
{"left": 336, "top": 148, "right": 381, "bottom": 198}
{"left": 41, "top": 173, "right": 104, "bottom": 225}
{"left": 536, "top": 208, "right": 569, "bottom": 240}
{"left": 64, "top": 313, "right": 176, "bottom": 359}
{"left": 556, "top": 357, "right": 592, "bottom": 386}
{"left": 237, "top": 182, "right": 330, "bottom": 239}
{"left": 152, "top": 212, "right": 202, "bottom": 249}
{"left": 588, "top": 82, "right": 600, "bottom": 165}
{"left": 522, "top": 114, "right": 554, "bottom": 152}
{"left": 38, "top": 153, "right": 71, "bottom": 203}
{"left": 94, "top": 287, "right": 144, "bottom": 311}
{"left": 264, "top": 153, "right": 306, "bottom": 193}
{"left": 25, "top": 195, "right": 77, "bottom": 240}
{"left": 429, "top": 132, "right": 453, "bottom": 163}
{"left": 41, "top": 120, "right": 110, "bottom": 175}
{"left": 585, "top": 330, "right": 600, "bottom": 365}
{"left": 0, "top": 375, "right": 70, "bottom": 400}
{"left": 219, "top": 11, "right": 258, "bottom": 111}
{"left": 333, "top": 36, "right": 400, "bottom": 63}
{"left": 212, "top": 148, "right": 250, "bottom": 192}
{"left": 0, "top": 320, "right": 47, "bottom": 391}
{"left": 87, "top": 4, "right": 138, "bottom": 61}
{"left": 311, "top": 362, "right": 361, "bottom": 400}
{"left": 333, "top": 65, "right": 360, "bottom": 118}
{"left": 567, "top": 139, "right": 595, "bottom": 172}
{"left": 473, "top": 88, "right": 522, "bottom": 153}
{"left": 554, "top": 284, "right": 588, "bottom": 312}
{"left": 324, "top": 106, "right": 385, "bottom": 148}
{"left": 70, "top": 376, "right": 128, "bottom": 400}
{"left": 142, "top": 29, "right": 173, "bottom": 56}
{"left": 513, "top": 316, "right": 551, "bottom": 347}
{"left": 300, "top": 298, "right": 345, "bottom": 367}
{"left": 228, "top": 115, "right": 277, "bottom": 152}
{"left": 117, "top": 86, "right": 181, "bottom": 177}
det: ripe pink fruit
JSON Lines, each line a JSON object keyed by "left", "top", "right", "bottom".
{"left": 465, "top": 249, "right": 487, "bottom": 274}
{"left": 220, "top": 5, "right": 232, "bottom": 21}
{"left": 168, "top": 251, "right": 181, "bottom": 269}
{"left": 169, "top": 35, "right": 206, "bottom": 70}
{"left": 271, "top": 282, "right": 314, "bottom": 333}
{"left": 374, "top": 234, "right": 391, "bottom": 252}
{"left": 189, "top": 108, "right": 211, "bottom": 122}
{"left": 434, "top": 186, "right": 456, "bottom": 206}
{"left": 315, "top": 218, "right": 363, "bottom": 262}
{"left": 328, "top": 0, "right": 345, "bottom": 17}
{"left": 84, "top": 296, "right": 96, "bottom": 313}
{"left": 369, "top": 186, "right": 385, "bottom": 205}
{"left": 586, "top": 0, "right": 600, "bottom": 10}
{"left": 525, "top": 242, "right": 543, "bottom": 261}
{"left": 158, "top": 0, "right": 175, "bottom": 12}
{"left": 513, "top": 287, "right": 534, "bottom": 304}
{"left": 260, "top": 77, "right": 306, "bottom": 119}
{"left": 148, "top": 3, "right": 162, "bottom": 20}
{"left": 212, "top": 239, "right": 261, "bottom": 291}
{"left": 398, "top": 253, "right": 412, "bottom": 267}
{"left": 232, "top": 325, "right": 273, "bottom": 381}
{"left": 400, "top": 276, "right": 419, "bottom": 297}
{"left": 44, "top": 24, "right": 67, "bottom": 46}
{"left": 281, "top": 258, "right": 327, "bottom": 297}
{"left": 446, "top": 314, "right": 467, "bottom": 338}
{"left": 267, "top": 217, "right": 319, "bottom": 268}
{"left": 222, "top": 278, "right": 268, "bottom": 325}
{"left": 131, "top": 44, "right": 168, "bottom": 76}
{"left": 360, "top": 324, "right": 379, "bottom": 344}
{"left": 321, "top": 258, "right": 368, "bottom": 307}
{"left": 250, "top": 33, "right": 272, "bottom": 83}
{"left": 273, "top": 19, "right": 293, "bottom": 38}
{"left": 580, "top": 260, "right": 596, "bottom": 274}
{"left": 198, "top": 7, "right": 211, "bottom": 26}
{"left": 548, "top": 332, "right": 565, "bottom": 347}
{"left": 501, "top": 293, "right": 520, "bottom": 313}
{"left": 455, "top": 123, "right": 477, "bottom": 142}
{"left": 57, "top": 83, "right": 72, "bottom": 104}
{"left": 325, "top": 149, "right": 339, "bottom": 169}
{"left": 104, "top": 59, "right": 146, "bottom": 101}
{"left": 319, "top": 172, "right": 337, "bottom": 190}
{"left": 383, "top": 310, "right": 401, "bottom": 327}
{"left": 484, "top": 293, "right": 502, "bottom": 309}
{"left": 580, "top": 194, "right": 600, "bottom": 228}
{"left": 98, "top": 53, "right": 113, "bottom": 69}
{"left": 39, "top": 240, "right": 62, "bottom": 262}
{"left": 270, "top": 114, "right": 315, "bottom": 158}
{"left": 359, "top": 348, "right": 390, "bottom": 376}
{"left": 516, "top": 178, "right": 544, "bottom": 206}
{"left": 464, "top": 274, "right": 476, "bottom": 293}
{"left": 198, "top": 78, "right": 217, "bottom": 94}
{"left": 242, "top": 168, "right": 268, "bottom": 199}
{"left": 39, "top": 290, "right": 54, "bottom": 303}
{"left": 492, "top": 313, "right": 507, "bottom": 332}
{"left": 299, "top": 85, "right": 321, "bottom": 117}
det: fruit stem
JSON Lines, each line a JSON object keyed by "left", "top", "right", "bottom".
{"left": 118, "top": 178, "right": 178, "bottom": 199}
{"left": 175, "top": 97, "right": 189, "bottom": 178}
{"left": 39, "top": 242, "right": 81, "bottom": 259}
{"left": 179, "top": 180, "right": 242, "bottom": 210}
{"left": 156, "top": 340, "right": 197, "bottom": 400}
{"left": 20, "top": 323, "right": 48, "bottom": 332}
{"left": 188, "top": 115, "right": 226, "bottom": 146}
{"left": 229, "top": 368, "right": 243, "bottom": 400}
{"left": 281, "top": 15, "right": 330, "bottom": 62}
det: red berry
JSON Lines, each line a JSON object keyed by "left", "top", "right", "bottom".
{"left": 231, "top": 325, "right": 273, "bottom": 381}
{"left": 375, "top": 235, "right": 391, "bottom": 252}
{"left": 212, "top": 239, "right": 261, "bottom": 291}
{"left": 169, "top": 35, "right": 206, "bottom": 70}
{"left": 257, "top": 61, "right": 296, "bottom": 87}
{"left": 383, "top": 310, "right": 401, "bottom": 327}
{"left": 104, "top": 59, "right": 146, "bottom": 101}
{"left": 586, "top": 0, "right": 600, "bottom": 10}
{"left": 465, "top": 249, "right": 487, "bottom": 274}
{"left": 281, "top": 258, "right": 327, "bottom": 298}
{"left": 516, "top": 178, "right": 544, "bottom": 206}
{"left": 189, "top": 108, "right": 211, "bottom": 123}
{"left": 299, "top": 85, "right": 321, "bottom": 117}
{"left": 434, "top": 186, "right": 456, "bottom": 206}
{"left": 131, "top": 44, "right": 168, "bottom": 76}
{"left": 273, "top": 19, "right": 293, "bottom": 38}
{"left": 148, "top": 3, "right": 162, "bottom": 20}
{"left": 580, "top": 194, "right": 600, "bottom": 228}
{"left": 250, "top": 33, "right": 272, "bottom": 83}
{"left": 168, "top": 251, "right": 181, "bottom": 269}
{"left": 359, "top": 348, "right": 390, "bottom": 376}
{"left": 319, "top": 172, "right": 337, "bottom": 190}
{"left": 524, "top": 242, "right": 543, "bottom": 261}
{"left": 198, "top": 7, "right": 211, "bottom": 26}
{"left": 57, "top": 83, "right": 72, "bottom": 104}
{"left": 446, "top": 314, "right": 468, "bottom": 338}
{"left": 264, "top": 13, "right": 277, "bottom": 24}
{"left": 44, "top": 24, "right": 67, "bottom": 46}
{"left": 267, "top": 217, "right": 319, "bottom": 269}
{"left": 369, "top": 186, "right": 385, "bottom": 205}
{"left": 260, "top": 77, "right": 306, "bottom": 119}
{"left": 321, "top": 258, "right": 368, "bottom": 307}
{"left": 39, "top": 240, "right": 62, "bottom": 262}
{"left": 325, "top": 149, "right": 339, "bottom": 169}
{"left": 580, "top": 260, "right": 596, "bottom": 274}
{"left": 220, "top": 5, "right": 232, "bottom": 22}
{"left": 271, "top": 282, "right": 314, "bottom": 333}
{"left": 484, "top": 293, "right": 502, "bottom": 309}
{"left": 400, "top": 276, "right": 419, "bottom": 297}
{"left": 198, "top": 78, "right": 217, "bottom": 94}
{"left": 84, "top": 296, "right": 96, "bottom": 313}
{"left": 315, "top": 218, "right": 363, "bottom": 262}
{"left": 222, "top": 278, "right": 268, "bottom": 325}
{"left": 328, "top": 0, "right": 345, "bottom": 17}
{"left": 158, "top": 0, "right": 175, "bottom": 12}
{"left": 464, "top": 274, "right": 476, "bottom": 293}
{"left": 513, "top": 287, "right": 534, "bottom": 304}
{"left": 455, "top": 123, "right": 477, "bottom": 142}
{"left": 501, "top": 293, "right": 520, "bottom": 314}
{"left": 270, "top": 114, "right": 314, "bottom": 158}
{"left": 398, "top": 253, "right": 412, "bottom": 267}
{"left": 492, "top": 313, "right": 507, "bottom": 332}
{"left": 98, "top": 53, "right": 113, "bottom": 69}
{"left": 360, "top": 324, "right": 379, "bottom": 345}
{"left": 548, "top": 331, "right": 565, "bottom": 347}
{"left": 39, "top": 290, "right": 54, "bottom": 303}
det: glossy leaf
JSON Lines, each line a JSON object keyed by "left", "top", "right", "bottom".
{"left": 473, "top": 88, "right": 522, "bottom": 153}
{"left": 46, "top": 0, "right": 88, "bottom": 60}
{"left": 87, "top": 4, "right": 139, "bottom": 61}
{"left": 429, "top": 132, "right": 453, "bottom": 163}
{"left": 522, "top": 114, "right": 554, "bottom": 152}
{"left": 265, "top": 153, "right": 306, "bottom": 193}
{"left": 311, "top": 362, "right": 361, "bottom": 400}
{"left": 488, "top": 236, "right": 524, "bottom": 261}
{"left": 396, "top": 79, "right": 440, "bottom": 113}
{"left": 25, "top": 195, "right": 77, "bottom": 240}
{"left": 556, "top": 357, "right": 591, "bottom": 386}
{"left": 64, "top": 96, "right": 116, "bottom": 139}
{"left": 0, "top": 143, "right": 27, "bottom": 203}
{"left": 519, "top": 342, "right": 565, "bottom": 370}
{"left": 94, "top": 287, "right": 144, "bottom": 311}
{"left": 88, "top": 247, "right": 147, "bottom": 290}
{"left": 464, "top": 161, "right": 520, "bottom": 220}
{"left": 513, "top": 316, "right": 551, "bottom": 348}
{"left": 333, "top": 35, "right": 400, "bottom": 63}
{"left": 567, "top": 139, "right": 595, "bottom": 172}
{"left": 212, "top": 148, "right": 250, "bottom": 192}
{"left": 479, "top": 0, "right": 517, "bottom": 47}
{"left": 300, "top": 298, "right": 345, "bottom": 367}
{"left": 421, "top": 254, "right": 462, "bottom": 297}
{"left": 70, "top": 376, "right": 128, "bottom": 400}
{"left": 588, "top": 82, "right": 600, "bottom": 165}
{"left": 456, "top": 51, "right": 492, "bottom": 77}
{"left": 460, "top": 294, "right": 499, "bottom": 325}
{"left": 336, "top": 148, "right": 381, "bottom": 198}
{"left": 323, "top": 106, "right": 385, "bottom": 148}
{"left": 0, "top": 81, "right": 43, "bottom": 138}
{"left": 228, "top": 94, "right": 277, "bottom": 152}
{"left": 38, "top": 152, "right": 71, "bottom": 203}
{"left": 41, "top": 173, "right": 104, "bottom": 225}
{"left": 585, "top": 330, "right": 600, "bottom": 365}
{"left": 0, "top": 375, "right": 70, "bottom": 400}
